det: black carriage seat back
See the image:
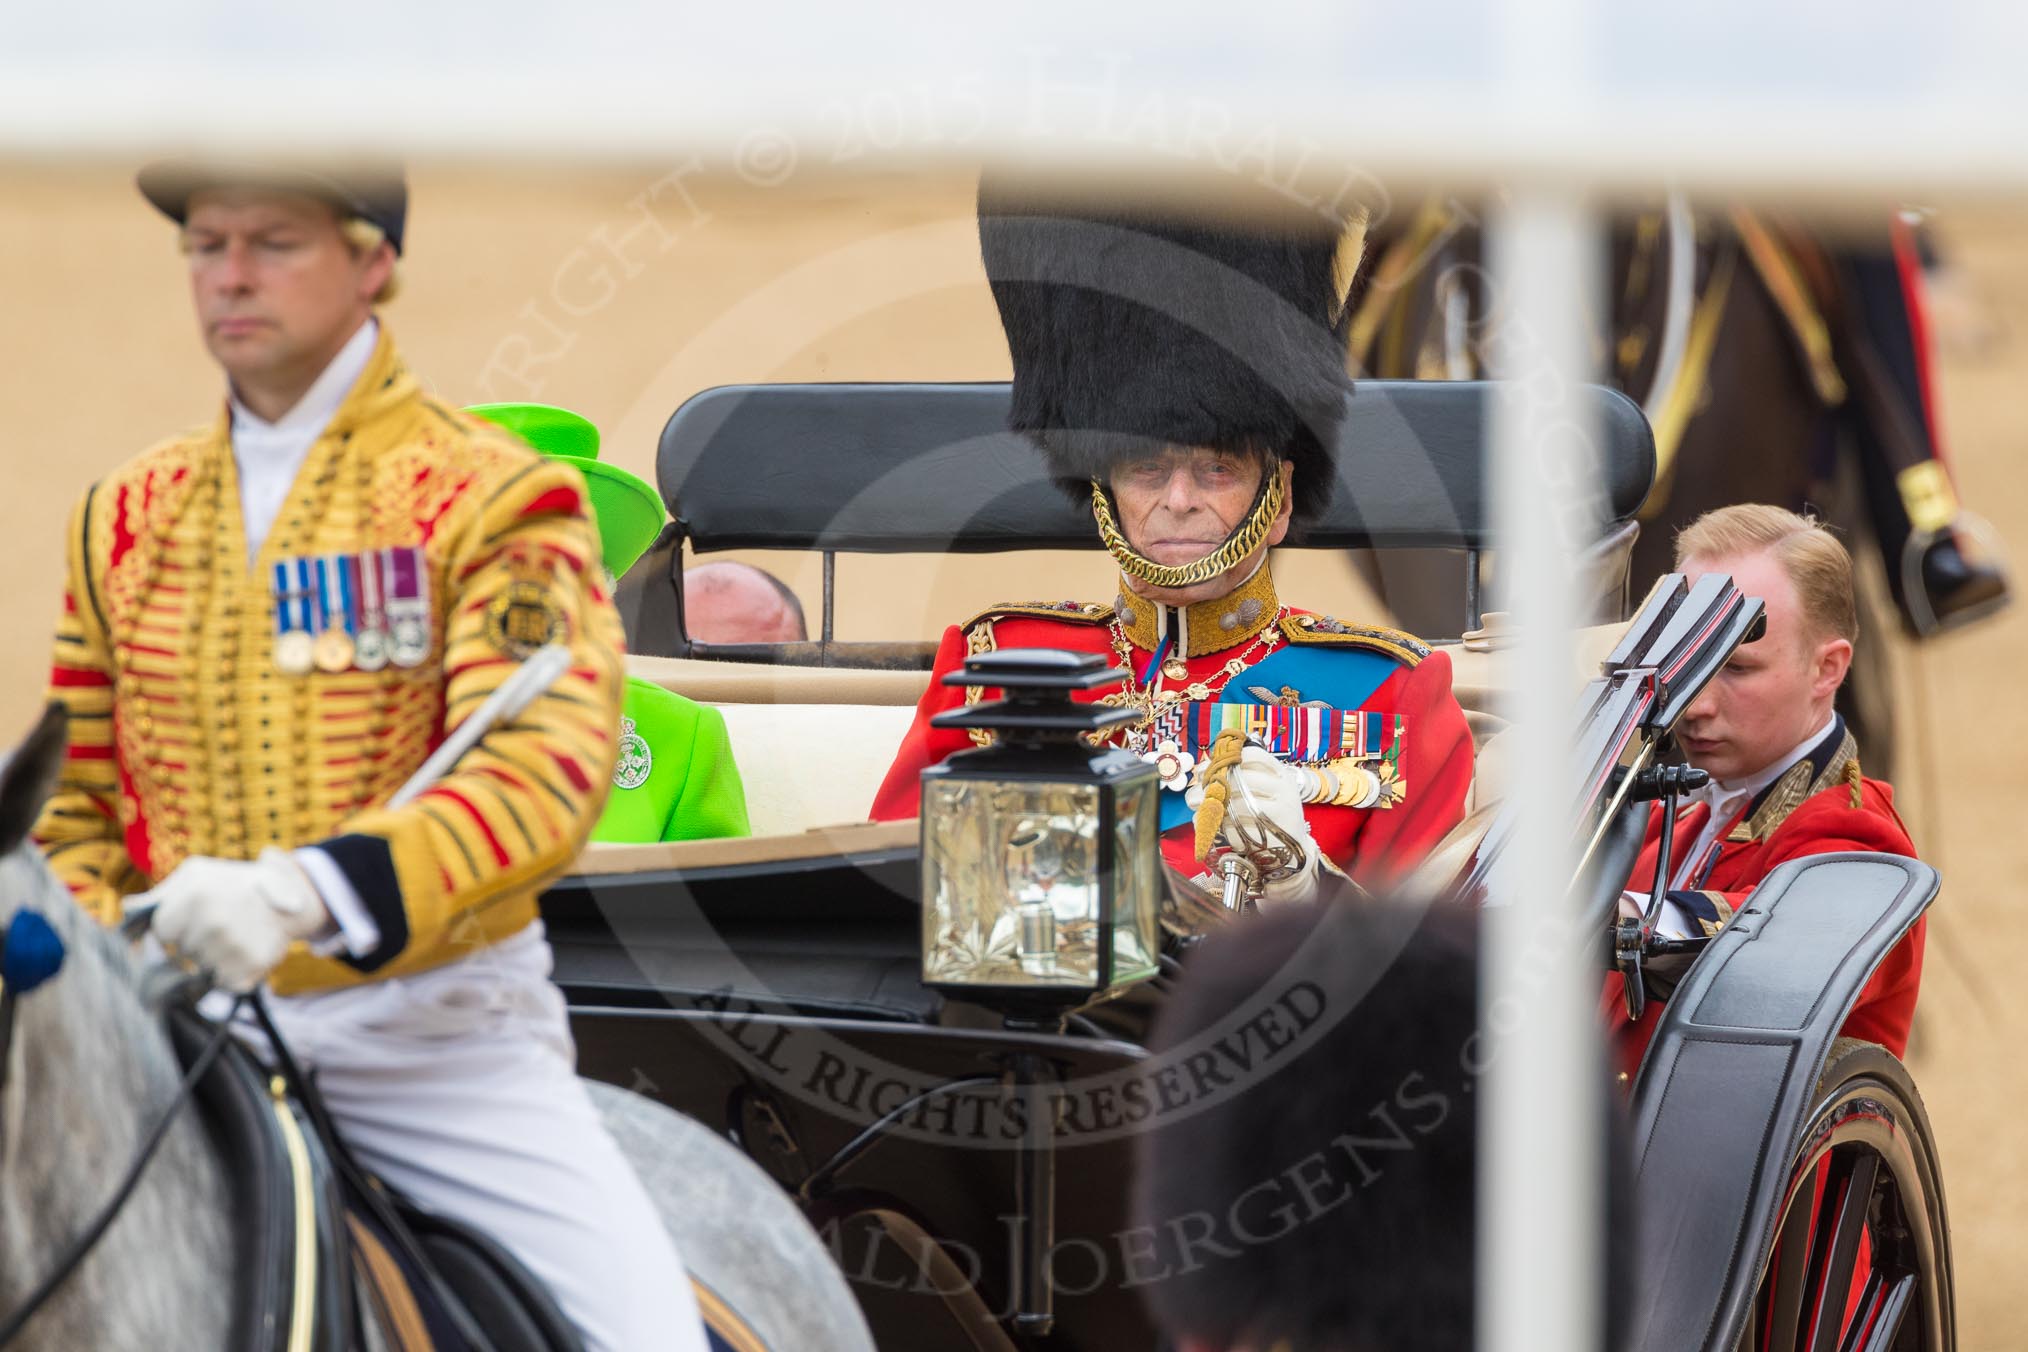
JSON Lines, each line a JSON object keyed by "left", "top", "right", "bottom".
{"left": 619, "top": 380, "right": 1656, "bottom": 664}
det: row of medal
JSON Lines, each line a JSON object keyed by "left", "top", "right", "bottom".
{"left": 269, "top": 547, "right": 432, "bottom": 676}
{"left": 1142, "top": 700, "right": 1404, "bottom": 767}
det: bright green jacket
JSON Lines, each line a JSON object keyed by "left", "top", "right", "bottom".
{"left": 592, "top": 677, "right": 751, "bottom": 843}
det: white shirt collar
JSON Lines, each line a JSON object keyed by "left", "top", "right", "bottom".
{"left": 1698, "top": 711, "right": 1840, "bottom": 819}
{"left": 1663, "top": 712, "right": 1839, "bottom": 894}
{"left": 229, "top": 317, "right": 378, "bottom": 436}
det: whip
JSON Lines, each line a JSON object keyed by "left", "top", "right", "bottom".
{"left": 122, "top": 643, "right": 575, "bottom": 939}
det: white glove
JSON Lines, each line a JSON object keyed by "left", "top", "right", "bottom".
{"left": 1225, "top": 746, "right": 1323, "bottom": 906}
{"left": 139, "top": 847, "right": 335, "bottom": 990}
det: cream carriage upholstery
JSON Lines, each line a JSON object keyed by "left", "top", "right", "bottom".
{"left": 570, "top": 622, "right": 1629, "bottom": 876}
{"left": 575, "top": 377, "right": 1654, "bottom": 875}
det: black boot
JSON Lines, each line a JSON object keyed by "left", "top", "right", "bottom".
{"left": 1908, "top": 529, "right": 2011, "bottom": 635}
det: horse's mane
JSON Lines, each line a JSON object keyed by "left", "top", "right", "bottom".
{"left": 0, "top": 841, "right": 235, "bottom": 1348}
{"left": 0, "top": 839, "right": 172, "bottom": 1125}
{"left": 1, "top": 845, "right": 134, "bottom": 979}
{"left": 0, "top": 843, "right": 156, "bottom": 1054}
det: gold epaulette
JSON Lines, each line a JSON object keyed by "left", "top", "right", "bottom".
{"left": 960, "top": 600, "right": 1116, "bottom": 634}
{"left": 1279, "top": 613, "right": 1432, "bottom": 665}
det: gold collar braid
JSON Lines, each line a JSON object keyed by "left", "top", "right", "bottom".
{"left": 1090, "top": 470, "right": 1285, "bottom": 590}
{"left": 1115, "top": 561, "right": 1281, "bottom": 656}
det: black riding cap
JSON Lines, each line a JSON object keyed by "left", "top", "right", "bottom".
{"left": 137, "top": 158, "right": 409, "bottom": 255}
{"left": 978, "top": 180, "right": 1353, "bottom": 518}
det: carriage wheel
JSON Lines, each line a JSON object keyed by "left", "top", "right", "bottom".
{"left": 1741, "top": 1039, "right": 1954, "bottom": 1352}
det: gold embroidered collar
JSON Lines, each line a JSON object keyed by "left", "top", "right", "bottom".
{"left": 1726, "top": 726, "right": 1861, "bottom": 844}
{"left": 1113, "top": 562, "right": 1281, "bottom": 657}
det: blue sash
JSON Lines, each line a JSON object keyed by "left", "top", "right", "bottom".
{"left": 1155, "top": 645, "right": 1403, "bottom": 830}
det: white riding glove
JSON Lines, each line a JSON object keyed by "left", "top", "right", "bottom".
{"left": 139, "top": 847, "right": 335, "bottom": 991}
{"left": 1223, "top": 745, "right": 1323, "bottom": 906}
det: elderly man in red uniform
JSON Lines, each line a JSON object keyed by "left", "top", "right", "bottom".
{"left": 1608, "top": 504, "right": 1926, "bottom": 1077}
{"left": 872, "top": 187, "right": 1473, "bottom": 899}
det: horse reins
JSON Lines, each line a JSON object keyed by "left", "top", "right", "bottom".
{"left": 0, "top": 976, "right": 245, "bottom": 1346}
{"left": 0, "top": 986, "right": 16, "bottom": 1100}
{"left": 0, "top": 646, "right": 579, "bottom": 1344}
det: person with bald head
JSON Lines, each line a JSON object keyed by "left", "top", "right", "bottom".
{"left": 684, "top": 561, "right": 809, "bottom": 644}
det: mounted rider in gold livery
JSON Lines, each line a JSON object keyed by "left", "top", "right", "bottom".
{"left": 31, "top": 159, "right": 706, "bottom": 1352}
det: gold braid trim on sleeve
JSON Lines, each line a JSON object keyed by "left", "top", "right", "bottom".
{"left": 961, "top": 617, "right": 997, "bottom": 748}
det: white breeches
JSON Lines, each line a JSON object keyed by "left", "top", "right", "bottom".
{"left": 227, "top": 924, "right": 707, "bottom": 1352}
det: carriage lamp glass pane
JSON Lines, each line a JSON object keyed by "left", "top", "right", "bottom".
{"left": 1109, "top": 776, "right": 1160, "bottom": 989}
{"left": 922, "top": 779, "right": 1102, "bottom": 988}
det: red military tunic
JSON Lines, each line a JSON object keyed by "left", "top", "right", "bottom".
{"left": 871, "top": 566, "right": 1473, "bottom": 892}
{"left": 1603, "top": 722, "right": 1927, "bottom": 1080}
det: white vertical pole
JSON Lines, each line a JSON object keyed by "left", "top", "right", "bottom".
{"left": 1480, "top": 192, "right": 1606, "bottom": 1352}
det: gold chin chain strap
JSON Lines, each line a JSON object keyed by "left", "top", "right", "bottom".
{"left": 1091, "top": 471, "right": 1285, "bottom": 590}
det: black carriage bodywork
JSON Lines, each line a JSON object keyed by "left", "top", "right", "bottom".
{"left": 1624, "top": 853, "right": 1949, "bottom": 1352}
{"left": 552, "top": 378, "right": 1951, "bottom": 1349}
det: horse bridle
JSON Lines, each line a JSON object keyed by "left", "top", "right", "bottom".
{"left": 0, "top": 918, "right": 43, "bottom": 1100}
{"left": 0, "top": 935, "right": 243, "bottom": 1347}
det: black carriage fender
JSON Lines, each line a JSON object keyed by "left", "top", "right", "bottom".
{"left": 1623, "top": 851, "right": 1938, "bottom": 1352}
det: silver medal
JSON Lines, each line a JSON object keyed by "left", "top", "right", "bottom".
{"left": 612, "top": 717, "right": 653, "bottom": 790}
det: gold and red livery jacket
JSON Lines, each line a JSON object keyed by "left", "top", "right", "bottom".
{"left": 870, "top": 567, "right": 1473, "bottom": 892}
{"left": 31, "top": 330, "right": 624, "bottom": 996}
{"left": 1602, "top": 721, "right": 1926, "bottom": 1080}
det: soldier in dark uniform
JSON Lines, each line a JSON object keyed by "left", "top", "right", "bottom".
{"left": 1830, "top": 214, "right": 2008, "bottom": 634}
{"left": 872, "top": 186, "right": 1474, "bottom": 898}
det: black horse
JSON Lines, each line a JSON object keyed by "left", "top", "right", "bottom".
{"left": 1346, "top": 196, "right": 2010, "bottom": 778}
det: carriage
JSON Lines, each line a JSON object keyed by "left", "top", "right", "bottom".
{"left": 538, "top": 376, "right": 1952, "bottom": 1351}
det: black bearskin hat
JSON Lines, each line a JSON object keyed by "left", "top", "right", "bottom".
{"left": 979, "top": 181, "right": 1352, "bottom": 518}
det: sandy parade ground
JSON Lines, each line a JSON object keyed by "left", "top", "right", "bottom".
{"left": 2, "top": 163, "right": 2025, "bottom": 1345}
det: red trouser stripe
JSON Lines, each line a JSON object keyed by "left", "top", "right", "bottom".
{"left": 1890, "top": 214, "right": 1951, "bottom": 472}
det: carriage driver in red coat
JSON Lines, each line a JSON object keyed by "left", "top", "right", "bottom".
{"left": 1607, "top": 504, "right": 1927, "bottom": 1079}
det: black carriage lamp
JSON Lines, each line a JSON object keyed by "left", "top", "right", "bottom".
{"left": 919, "top": 647, "right": 1163, "bottom": 1024}
{"left": 918, "top": 647, "right": 1161, "bottom": 1339}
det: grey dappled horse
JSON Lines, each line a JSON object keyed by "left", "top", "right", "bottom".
{"left": 0, "top": 706, "right": 871, "bottom": 1352}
